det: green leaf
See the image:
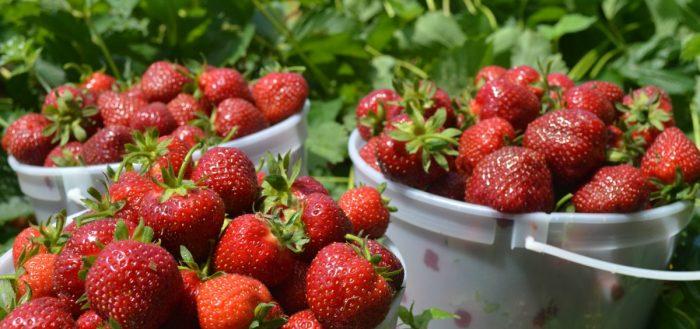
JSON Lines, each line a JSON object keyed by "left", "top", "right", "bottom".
{"left": 307, "top": 98, "right": 343, "bottom": 127}
{"left": 602, "top": 0, "right": 627, "bottom": 20}
{"left": 682, "top": 34, "right": 700, "bottom": 62}
{"left": 305, "top": 121, "right": 348, "bottom": 165}
{"left": 399, "top": 304, "right": 457, "bottom": 329}
{"left": 412, "top": 12, "right": 466, "bottom": 49}
{"left": 370, "top": 55, "right": 397, "bottom": 90}
{"left": 537, "top": 14, "right": 596, "bottom": 40}
{"left": 645, "top": 0, "right": 682, "bottom": 36}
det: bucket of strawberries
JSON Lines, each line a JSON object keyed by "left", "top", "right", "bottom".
{"left": 3, "top": 62, "right": 309, "bottom": 221}
{"left": 348, "top": 65, "right": 700, "bottom": 329}
{"left": 0, "top": 147, "right": 410, "bottom": 329}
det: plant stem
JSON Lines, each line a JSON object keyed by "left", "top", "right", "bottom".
{"left": 82, "top": 4, "right": 121, "bottom": 80}
{"left": 365, "top": 45, "right": 428, "bottom": 79}
{"left": 691, "top": 103, "right": 700, "bottom": 148}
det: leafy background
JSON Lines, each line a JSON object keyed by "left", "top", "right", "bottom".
{"left": 1, "top": 0, "right": 700, "bottom": 326}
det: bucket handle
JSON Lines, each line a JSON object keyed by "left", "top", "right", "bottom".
{"left": 524, "top": 236, "right": 700, "bottom": 281}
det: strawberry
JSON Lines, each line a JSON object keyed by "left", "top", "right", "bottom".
{"left": 546, "top": 73, "right": 575, "bottom": 92}
{"left": 523, "top": 109, "right": 607, "bottom": 186}
{"left": 619, "top": 85, "right": 674, "bottom": 147}
{"left": 291, "top": 176, "right": 328, "bottom": 198}
{"left": 12, "top": 227, "right": 45, "bottom": 267}
{"left": 455, "top": 117, "right": 515, "bottom": 175}
{"left": 76, "top": 310, "right": 106, "bottom": 329}
{"left": 271, "top": 259, "right": 309, "bottom": 314}
{"left": 563, "top": 85, "right": 616, "bottom": 124}
{"left": 42, "top": 85, "right": 101, "bottom": 144}
{"left": 43, "top": 141, "right": 83, "bottom": 167}
{"left": 475, "top": 79, "right": 541, "bottom": 130}
{"left": 366, "top": 239, "right": 404, "bottom": 292}
{"left": 259, "top": 154, "right": 327, "bottom": 212}
{"left": 121, "top": 131, "right": 191, "bottom": 181}
{"left": 474, "top": 65, "right": 506, "bottom": 87}
{"left": 86, "top": 240, "right": 183, "bottom": 329}
{"left": 214, "top": 213, "right": 306, "bottom": 286}
{"left": 98, "top": 90, "right": 148, "bottom": 126}
{"left": 465, "top": 146, "right": 554, "bottom": 213}
{"left": 80, "top": 72, "right": 116, "bottom": 95}
{"left": 253, "top": 70, "right": 308, "bottom": 124}
{"left": 129, "top": 102, "right": 177, "bottom": 135}
{"left": 213, "top": 98, "right": 269, "bottom": 139}
{"left": 0, "top": 297, "right": 75, "bottom": 328}
{"left": 573, "top": 165, "right": 649, "bottom": 213}
{"left": 195, "top": 274, "right": 281, "bottom": 329}
{"left": 2, "top": 113, "right": 56, "bottom": 165}
{"left": 338, "top": 184, "right": 395, "bottom": 239}
{"left": 42, "top": 85, "right": 95, "bottom": 113}
{"left": 80, "top": 125, "right": 133, "bottom": 165}
{"left": 11, "top": 212, "right": 68, "bottom": 268}
{"left": 17, "top": 253, "right": 57, "bottom": 298}
{"left": 163, "top": 268, "right": 202, "bottom": 329}
{"left": 376, "top": 132, "right": 448, "bottom": 189}
{"left": 298, "top": 192, "right": 352, "bottom": 260}
{"left": 283, "top": 310, "right": 323, "bottom": 329}
{"left": 426, "top": 171, "right": 467, "bottom": 201}
{"left": 167, "top": 93, "right": 209, "bottom": 126}
{"left": 198, "top": 67, "right": 252, "bottom": 105}
{"left": 580, "top": 80, "right": 624, "bottom": 104}
{"left": 171, "top": 124, "right": 205, "bottom": 149}
{"left": 641, "top": 127, "right": 700, "bottom": 185}
{"left": 191, "top": 147, "right": 259, "bottom": 216}
{"left": 356, "top": 89, "right": 403, "bottom": 140}
{"left": 396, "top": 80, "right": 456, "bottom": 128}
{"left": 124, "top": 83, "right": 146, "bottom": 101}
{"left": 140, "top": 61, "right": 192, "bottom": 103}
{"left": 360, "top": 136, "right": 381, "bottom": 171}
{"left": 504, "top": 65, "right": 543, "bottom": 97}
{"left": 306, "top": 237, "right": 394, "bottom": 329}
{"left": 108, "top": 171, "right": 161, "bottom": 225}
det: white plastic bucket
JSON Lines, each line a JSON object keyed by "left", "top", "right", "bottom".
{"left": 348, "top": 129, "right": 696, "bottom": 329}
{"left": 0, "top": 209, "right": 407, "bottom": 328}
{"left": 8, "top": 102, "right": 309, "bottom": 222}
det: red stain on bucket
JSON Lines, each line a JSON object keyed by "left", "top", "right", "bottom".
{"left": 424, "top": 249, "right": 439, "bottom": 271}
{"left": 454, "top": 309, "right": 472, "bottom": 328}
{"left": 532, "top": 303, "right": 558, "bottom": 328}
{"left": 611, "top": 282, "right": 625, "bottom": 301}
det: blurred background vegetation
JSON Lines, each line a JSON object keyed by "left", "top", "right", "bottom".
{"left": 1, "top": 0, "right": 700, "bottom": 326}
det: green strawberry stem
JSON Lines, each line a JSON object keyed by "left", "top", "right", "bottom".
{"left": 345, "top": 234, "right": 401, "bottom": 281}
{"left": 266, "top": 212, "right": 309, "bottom": 254}
{"left": 650, "top": 169, "right": 700, "bottom": 206}
{"left": 154, "top": 142, "right": 200, "bottom": 203}
{"left": 249, "top": 302, "right": 287, "bottom": 329}
{"left": 34, "top": 210, "right": 69, "bottom": 254}
{"left": 260, "top": 152, "right": 302, "bottom": 213}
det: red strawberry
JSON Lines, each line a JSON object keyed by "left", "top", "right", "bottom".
{"left": 306, "top": 239, "right": 394, "bottom": 329}
{"left": 2, "top": 113, "right": 56, "bottom": 165}
{"left": 375, "top": 132, "right": 448, "bottom": 189}
{"left": 80, "top": 125, "right": 133, "bottom": 165}
{"left": 214, "top": 98, "right": 269, "bottom": 139}
{"left": 195, "top": 274, "right": 279, "bottom": 329}
{"left": 86, "top": 240, "right": 183, "bottom": 329}
{"left": 465, "top": 146, "right": 554, "bottom": 213}
{"left": 122, "top": 131, "right": 191, "bottom": 181}
{"left": 283, "top": 310, "right": 323, "bottom": 329}
{"left": 124, "top": 83, "right": 146, "bottom": 101}
{"left": 641, "top": 127, "right": 700, "bottom": 185}
{"left": 0, "top": 297, "right": 75, "bottom": 328}
{"left": 253, "top": 71, "right": 308, "bottom": 124}
{"left": 167, "top": 93, "right": 209, "bottom": 126}
{"left": 291, "top": 176, "right": 328, "bottom": 199}
{"left": 43, "top": 141, "right": 83, "bottom": 167}
{"left": 573, "top": 165, "right": 649, "bottom": 213}
{"left": 42, "top": 85, "right": 95, "bottom": 113}
{"left": 171, "top": 125, "right": 205, "bottom": 149}
{"left": 455, "top": 117, "right": 515, "bottom": 175}
{"left": 426, "top": 171, "right": 467, "bottom": 201}
{"left": 580, "top": 80, "right": 624, "bottom": 104}
{"left": 523, "top": 109, "right": 607, "bottom": 186}
{"left": 547, "top": 73, "right": 575, "bottom": 92}
{"left": 81, "top": 72, "right": 116, "bottom": 95}
{"left": 198, "top": 67, "right": 252, "bottom": 105}
{"left": 475, "top": 79, "right": 541, "bottom": 130}
{"left": 619, "top": 85, "right": 674, "bottom": 147}
{"left": 191, "top": 147, "right": 259, "bottom": 216}
{"left": 299, "top": 193, "right": 352, "bottom": 260}
{"left": 109, "top": 171, "right": 161, "bottom": 225}
{"left": 129, "top": 102, "right": 177, "bottom": 135}
{"left": 98, "top": 90, "right": 148, "bottom": 126}
{"left": 360, "top": 136, "right": 381, "bottom": 171}
{"left": 12, "top": 227, "right": 46, "bottom": 267}
{"left": 163, "top": 268, "right": 202, "bottom": 329}
{"left": 356, "top": 89, "right": 403, "bottom": 140}
{"left": 214, "top": 213, "right": 303, "bottom": 286}
{"left": 76, "top": 310, "right": 106, "bottom": 329}
{"left": 366, "top": 239, "right": 404, "bottom": 292}
{"left": 140, "top": 61, "right": 192, "bottom": 103}
{"left": 271, "top": 259, "right": 309, "bottom": 314}
{"left": 504, "top": 65, "right": 543, "bottom": 97}
{"left": 396, "top": 80, "right": 456, "bottom": 128}
{"left": 338, "top": 184, "right": 394, "bottom": 239}
{"left": 563, "top": 85, "right": 616, "bottom": 124}
{"left": 17, "top": 253, "right": 56, "bottom": 298}
{"left": 425, "top": 87, "right": 456, "bottom": 127}
{"left": 474, "top": 65, "right": 506, "bottom": 86}
{"left": 607, "top": 125, "right": 624, "bottom": 148}
{"left": 42, "top": 85, "right": 101, "bottom": 143}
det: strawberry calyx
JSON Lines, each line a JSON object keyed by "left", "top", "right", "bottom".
{"left": 178, "top": 245, "right": 220, "bottom": 282}
{"left": 190, "top": 109, "right": 238, "bottom": 150}
{"left": 376, "top": 183, "right": 397, "bottom": 213}
{"left": 650, "top": 168, "right": 700, "bottom": 206}
{"left": 75, "top": 186, "right": 125, "bottom": 226}
{"left": 249, "top": 302, "right": 288, "bottom": 329}
{"left": 358, "top": 102, "right": 388, "bottom": 137}
{"left": 50, "top": 147, "right": 84, "bottom": 167}
{"left": 260, "top": 152, "right": 303, "bottom": 213}
{"left": 118, "top": 129, "right": 171, "bottom": 175}
{"left": 42, "top": 89, "right": 98, "bottom": 145}
{"left": 606, "top": 127, "right": 646, "bottom": 165}
{"left": 0, "top": 278, "right": 32, "bottom": 317}
{"left": 154, "top": 143, "right": 199, "bottom": 203}
{"left": 265, "top": 211, "right": 309, "bottom": 254}
{"left": 32, "top": 210, "right": 70, "bottom": 255}
{"left": 617, "top": 92, "right": 673, "bottom": 135}
{"left": 345, "top": 234, "right": 402, "bottom": 282}
{"left": 453, "top": 88, "right": 477, "bottom": 130}
{"left": 394, "top": 79, "right": 437, "bottom": 116}
{"left": 259, "top": 61, "right": 306, "bottom": 76}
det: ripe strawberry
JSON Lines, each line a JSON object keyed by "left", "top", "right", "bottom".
{"left": 455, "top": 117, "right": 515, "bottom": 175}
{"left": 465, "top": 146, "right": 554, "bottom": 213}
{"left": 306, "top": 239, "right": 394, "bottom": 329}
{"left": 253, "top": 71, "right": 308, "bottom": 124}
{"left": 122, "top": 131, "right": 191, "bottom": 181}
{"left": 129, "top": 102, "right": 177, "bottom": 135}
{"left": 163, "top": 266, "right": 202, "bottom": 329}
{"left": 0, "top": 297, "right": 75, "bottom": 328}
{"left": 523, "top": 109, "right": 607, "bottom": 186}
{"left": 42, "top": 85, "right": 95, "bottom": 113}
{"left": 580, "top": 80, "right": 624, "bottom": 104}
{"left": 366, "top": 239, "right": 404, "bottom": 292}
{"left": 191, "top": 147, "right": 259, "bottom": 216}
{"left": 271, "top": 259, "right": 309, "bottom": 314}
{"left": 375, "top": 132, "right": 448, "bottom": 189}
{"left": 573, "top": 165, "right": 649, "bottom": 213}
{"left": 504, "top": 65, "right": 543, "bottom": 97}
{"left": 12, "top": 227, "right": 45, "bottom": 267}
{"left": 213, "top": 98, "right": 269, "bottom": 139}
{"left": 426, "top": 171, "right": 467, "bottom": 201}
{"left": 619, "top": 85, "right": 674, "bottom": 147}
{"left": 2, "top": 113, "right": 56, "bottom": 165}
{"left": 338, "top": 184, "right": 394, "bottom": 239}
{"left": 86, "top": 240, "right": 183, "bottom": 329}
{"left": 43, "top": 141, "right": 83, "bottom": 167}
{"left": 547, "top": 73, "right": 575, "bottom": 92}
{"left": 76, "top": 310, "right": 105, "bottom": 329}
{"left": 140, "top": 61, "right": 192, "bottom": 103}
{"left": 475, "top": 79, "right": 541, "bottom": 130}
{"left": 283, "top": 310, "right": 323, "bottom": 329}
{"left": 474, "top": 65, "right": 506, "bottom": 86}
{"left": 108, "top": 171, "right": 161, "bottom": 225}
{"left": 198, "top": 67, "right": 252, "bottom": 105}
{"left": 171, "top": 124, "right": 205, "bottom": 149}
{"left": 80, "top": 125, "right": 133, "bottom": 165}
{"left": 291, "top": 176, "right": 328, "bottom": 199}
{"left": 42, "top": 85, "right": 101, "bottom": 144}
{"left": 299, "top": 193, "right": 353, "bottom": 260}
{"left": 356, "top": 89, "right": 403, "bottom": 140}
{"left": 98, "top": 90, "right": 148, "bottom": 126}
{"left": 167, "top": 93, "right": 209, "bottom": 126}
{"left": 124, "top": 83, "right": 146, "bottom": 101}
{"left": 396, "top": 80, "right": 456, "bottom": 128}
{"left": 563, "top": 85, "right": 616, "bottom": 124}
{"left": 196, "top": 274, "right": 280, "bottom": 329}
{"left": 81, "top": 72, "right": 116, "bottom": 95}
{"left": 16, "top": 253, "right": 56, "bottom": 298}
{"left": 360, "top": 136, "right": 381, "bottom": 171}
{"left": 641, "top": 127, "right": 700, "bottom": 185}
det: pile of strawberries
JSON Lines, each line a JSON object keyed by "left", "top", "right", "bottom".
{"left": 0, "top": 142, "right": 402, "bottom": 328}
{"left": 356, "top": 65, "right": 700, "bottom": 214}
{"left": 2, "top": 61, "right": 308, "bottom": 167}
